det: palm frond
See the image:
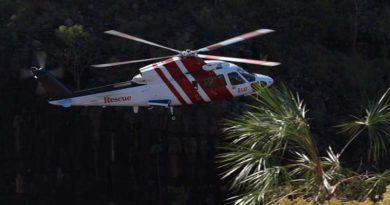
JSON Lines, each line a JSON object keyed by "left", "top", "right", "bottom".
{"left": 288, "top": 152, "right": 317, "bottom": 178}
{"left": 338, "top": 88, "right": 390, "bottom": 161}
{"left": 363, "top": 170, "right": 390, "bottom": 198}
{"left": 322, "top": 146, "right": 341, "bottom": 171}
{"left": 218, "top": 85, "right": 325, "bottom": 204}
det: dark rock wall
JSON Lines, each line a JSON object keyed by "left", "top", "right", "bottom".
{"left": 1, "top": 98, "right": 245, "bottom": 205}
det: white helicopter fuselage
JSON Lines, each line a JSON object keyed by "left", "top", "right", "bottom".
{"left": 48, "top": 59, "right": 273, "bottom": 108}
{"left": 31, "top": 28, "right": 280, "bottom": 116}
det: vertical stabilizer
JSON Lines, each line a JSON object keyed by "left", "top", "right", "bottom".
{"left": 31, "top": 67, "right": 72, "bottom": 99}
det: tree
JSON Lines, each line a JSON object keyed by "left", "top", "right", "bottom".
{"left": 55, "top": 24, "right": 96, "bottom": 89}
{"left": 217, "top": 85, "right": 390, "bottom": 204}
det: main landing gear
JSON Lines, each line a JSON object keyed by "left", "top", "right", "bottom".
{"left": 133, "top": 106, "right": 139, "bottom": 113}
{"left": 169, "top": 106, "right": 176, "bottom": 121}
{"left": 133, "top": 105, "right": 176, "bottom": 120}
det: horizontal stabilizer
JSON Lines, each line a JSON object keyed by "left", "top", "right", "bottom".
{"left": 58, "top": 99, "right": 72, "bottom": 107}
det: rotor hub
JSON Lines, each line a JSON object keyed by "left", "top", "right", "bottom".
{"left": 181, "top": 49, "right": 197, "bottom": 57}
{"left": 31, "top": 66, "right": 42, "bottom": 71}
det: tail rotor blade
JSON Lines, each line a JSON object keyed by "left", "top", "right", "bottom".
{"left": 20, "top": 69, "right": 34, "bottom": 79}
{"left": 198, "top": 54, "right": 280, "bottom": 67}
{"left": 50, "top": 67, "right": 64, "bottom": 78}
{"left": 24, "top": 46, "right": 48, "bottom": 79}
{"left": 35, "top": 82, "right": 46, "bottom": 95}
{"left": 196, "top": 29, "right": 274, "bottom": 53}
{"left": 91, "top": 55, "right": 177, "bottom": 68}
{"left": 35, "top": 50, "right": 47, "bottom": 68}
{"left": 105, "top": 30, "right": 181, "bottom": 54}
{"left": 23, "top": 67, "right": 63, "bottom": 79}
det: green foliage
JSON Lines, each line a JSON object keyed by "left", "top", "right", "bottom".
{"left": 277, "top": 197, "right": 310, "bottom": 205}
{"left": 218, "top": 85, "right": 324, "bottom": 204}
{"left": 55, "top": 25, "right": 89, "bottom": 45}
{"left": 276, "top": 197, "right": 372, "bottom": 205}
{"left": 218, "top": 86, "right": 390, "bottom": 204}
{"left": 53, "top": 24, "right": 97, "bottom": 88}
{"left": 218, "top": 86, "right": 322, "bottom": 204}
{"left": 275, "top": 185, "right": 390, "bottom": 204}
{"left": 339, "top": 88, "right": 390, "bottom": 161}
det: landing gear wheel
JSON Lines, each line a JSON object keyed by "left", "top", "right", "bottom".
{"left": 171, "top": 115, "right": 176, "bottom": 121}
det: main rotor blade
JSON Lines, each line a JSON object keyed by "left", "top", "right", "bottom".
{"left": 91, "top": 55, "right": 177, "bottom": 68}
{"left": 198, "top": 54, "right": 280, "bottom": 67}
{"left": 105, "top": 30, "right": 181, "bottom": 54}
{"left": 196, "top": 29, "right": 274, "bottom": 53}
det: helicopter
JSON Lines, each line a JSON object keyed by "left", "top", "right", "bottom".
{"left": 31, "top": 28, "right": 280, "bottom": 120}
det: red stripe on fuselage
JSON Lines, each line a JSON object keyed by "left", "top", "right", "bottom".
{"left": 163, "top": 58, "right": 204, "bottom": 104}
{"left": 180, "top": 58, "right": 233, "bottom": 101}
{"left": 154, "top": 64, "right": 186, "bottom": 105}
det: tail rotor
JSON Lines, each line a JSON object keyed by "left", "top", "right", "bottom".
{"left": 21, "top": 41, "right": 65, "bottom": 95}
{"left": 20, "top": 41, "right": 72, "bottom": 97}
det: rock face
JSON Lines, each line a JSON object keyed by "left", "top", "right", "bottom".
{"left": 1, "top": 98, "right": 247, "bottom": 204}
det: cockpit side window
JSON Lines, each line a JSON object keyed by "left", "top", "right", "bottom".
{"left": 228, "top": 72, "right": 246, "bottom": 85}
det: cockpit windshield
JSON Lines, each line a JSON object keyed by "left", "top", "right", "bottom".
{"left": 237, "top": 67, "right": 256, "bottom": 82}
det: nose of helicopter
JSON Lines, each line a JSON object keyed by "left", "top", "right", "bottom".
{"left": 254, "top": 74, "right": 274, "bottom": 86}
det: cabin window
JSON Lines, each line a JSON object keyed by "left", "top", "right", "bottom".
{"left": 200, "top": 75, "right": 228, "bottom": 89}
{"left": 217, "top": 74, "right": 227, "bottom": 86}
{"left": 228, "top": 72, "right": 246, "bottom": 85}
{"left": 201, "top": 77, "right": 216, "bottom": 89}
